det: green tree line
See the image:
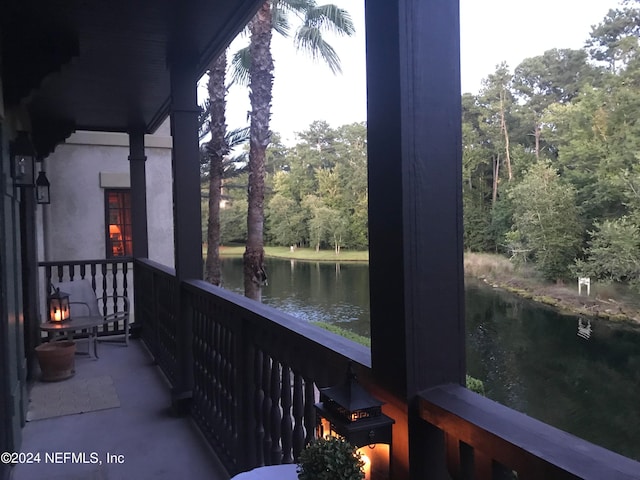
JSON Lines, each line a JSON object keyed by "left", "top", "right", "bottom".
{"left": 462, "top": 0, "right": 640, "bottom": 284}
{"left": 203, "top": 120, "right": 368, "bottom": 254}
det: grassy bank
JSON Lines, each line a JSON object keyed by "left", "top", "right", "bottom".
{"left": 219, "top": 245, "right": 369, "bottom": 262}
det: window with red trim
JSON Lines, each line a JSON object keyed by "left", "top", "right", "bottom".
{"left": 105, "top": 190, "right": 132, "bottom": 257}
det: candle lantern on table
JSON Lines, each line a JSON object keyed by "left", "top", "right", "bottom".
{"left": 315, "top": 366, "right": 394, "bottom": 480}
{"left": 48, "top": 287, "right": 70, "bottom": 323}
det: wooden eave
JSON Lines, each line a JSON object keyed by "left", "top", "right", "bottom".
{"left": 1, "top": 0, "right": 263, "bottom": 156}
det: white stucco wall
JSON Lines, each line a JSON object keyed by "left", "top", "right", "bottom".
{"left": 37, "top": 119, "right": 175, "bottom": 269}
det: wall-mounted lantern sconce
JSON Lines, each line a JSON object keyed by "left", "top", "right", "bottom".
{"left": 315, "top": 366, "right": 395, "bottom": 480}
{"left": 48, "top": 287, "right": 71, "bottom": 323}
{"left": 10, "top": 131, "right": 36, "bottom": 187}
{"left": 35, "top": 170, "right": 51, "bottom": 204}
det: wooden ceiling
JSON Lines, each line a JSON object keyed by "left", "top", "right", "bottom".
{"left": 1, "top": 0, "right": 263, "bottom": 155}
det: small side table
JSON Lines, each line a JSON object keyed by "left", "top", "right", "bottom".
{"left": 40, "top": 316, "right": 105, "bottom": 359}
{"left": 230, "top": 464, "right": 298, "bottom": 479}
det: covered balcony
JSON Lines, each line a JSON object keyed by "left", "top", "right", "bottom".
{"left": 2, "top": 1, "right": 640, "bottom": 480}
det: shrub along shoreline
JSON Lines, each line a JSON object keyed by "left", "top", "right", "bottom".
{"left": 464, "top": 253, "right": 640, "bottom": 325}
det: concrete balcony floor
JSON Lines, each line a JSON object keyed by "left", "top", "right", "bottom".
{"left": 10, "top": 337, "right": 229, "bottom": 480}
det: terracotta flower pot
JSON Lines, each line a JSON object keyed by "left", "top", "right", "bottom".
{"left": 35, "top": 341, "right": 76, "bottom": 381}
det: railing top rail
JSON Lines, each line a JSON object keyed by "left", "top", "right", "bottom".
{"left": 184, "top": 278, "right": 371, "bottom": 371}
{"left": 134, "top": 258, "right": 176, "bottom": 277}
{"left": 39, "top": 257, "right": 133, "bottom": 267}
{"left": 419, "top": 383, "right": 640, "bottom": 480}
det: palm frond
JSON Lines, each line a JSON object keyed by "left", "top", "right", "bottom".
{"left": 198, "top": 101, "right": 211, "bottom": 140}
{"left": 224, "top": 151, "right": 249, "bottom": 172}
{"left": 274, "top": 0, "right": 311, "bottom": 19}
{"left": 272, "top": 6, "right": 292, "bottom": 37}
{"left": 294, "top": 27, "right": 342, "bottom": 74}
{"left": 304, "top": 4, "right": 355, "bottom": 36}
{"left": 225, "top": 126, "right": 250, "bottom": 149}
{"left": 229, "top": 46, "right": 251, "bottom": 87}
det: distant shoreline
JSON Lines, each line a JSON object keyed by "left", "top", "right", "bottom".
{"left": 215, "top": 246, "right": 640, "bottom": 324}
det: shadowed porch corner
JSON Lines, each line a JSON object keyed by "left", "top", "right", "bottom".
{"left": 12, "top": 338, "right": 229, "bottom": 480}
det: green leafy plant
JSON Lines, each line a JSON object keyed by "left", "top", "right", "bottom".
{"left": 297, "top": 436, "right": 365, "bottom": 480}
{"left": 466, "top": 375, "right": 486, "bottom": 395}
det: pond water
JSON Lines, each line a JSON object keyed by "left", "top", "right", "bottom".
{"left": 220, "top": 257, "right": 640, "bottom": 460}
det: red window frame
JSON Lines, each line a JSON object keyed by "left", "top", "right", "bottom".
{"left": 105, "top": 189, "right": 133, "bottom": 257}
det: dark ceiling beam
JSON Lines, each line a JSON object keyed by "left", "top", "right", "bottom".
{"left": 2, "top": 13, "right": 79, "bottom": 107}
{"left": 30, "top": 117, "right": 76, "bottom": 159}
{"left": 195, "top": 0, "right": 265, "bottom": 75}
{"left": 2, "top": 0, "right": 266, "bottom": 136}
{"left": 150, "top": 0, "right": 264, "bottom": 133}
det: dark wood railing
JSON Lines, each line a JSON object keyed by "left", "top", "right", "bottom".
{"left": 39, "top": 258, "right": 132, "bottom": 337}
{"left": 184, "top": 278, "right": 370, "bottom": 475}
{"left": 134, "top": 259, "right": 179, "bottom": 388}
{"left": 419, "top": 384, "right": 640, "bottom": 480}
{"left": 132, "top": 260, "right": 640, "bottom": 479}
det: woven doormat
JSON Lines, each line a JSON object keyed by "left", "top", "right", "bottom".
{"left": 27, "top": 375, "right": 120, "bottom": 421}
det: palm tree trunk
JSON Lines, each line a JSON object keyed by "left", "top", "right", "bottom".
{"left": 205, "top": 53, "right": 228, "bottom": 286}
{"left": 244, "top": 1, "right": 273, "bottom": 300}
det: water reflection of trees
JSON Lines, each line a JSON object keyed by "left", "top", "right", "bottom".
{"left": 466, "top": 281, "right": 640, "bottom": 461}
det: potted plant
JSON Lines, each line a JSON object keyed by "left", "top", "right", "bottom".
{"left": 297, "top": 436, "right": 365, "bottom": 480}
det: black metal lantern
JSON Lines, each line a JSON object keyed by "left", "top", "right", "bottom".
{"left": 35, "top": 170, "right": 51, "bottom": 204}
{"left": 48, "top": 287, "right": 71, "bottom": 323}
{"left": 315, "top": 366, "right": 394, "bottom": 480}
{"left": 11, "top": 131, "right": 36, "bottom": 187}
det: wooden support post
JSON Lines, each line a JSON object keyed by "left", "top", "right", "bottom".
{"left": 21, "top": 186, "right": 40, "bottom": 380}
{"left": 169, "top": 58, "right": 202, "bottom": 281}
{"left": 128, "top": 129, "right": 148, "bottom": 259}
{"left": 365, "top": 0, "right": 464, "bottom": 477}
{"left": 168, "top": 53, "right": 200, "bottom": 410}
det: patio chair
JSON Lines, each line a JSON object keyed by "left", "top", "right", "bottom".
{"left": 53, "top": 279, "right": 130, "bottom": 346}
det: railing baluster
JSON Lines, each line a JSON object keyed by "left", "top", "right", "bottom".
{"left": 270, "top": 359, "right": 283, "bottom": 464}
{"left": 254, "top": 348, "right": 265, "bottom": 467}
{"left": 44, "top": 266, "right": 52, "bottom": 293}
{"left": 112, "top": 262, "right": 119, "bottom": 332}
{"left": 101, "top": 263, "right": 108, "bottom": 316}
{"left": 292, "top": 372, "right": 305, "bottom": 459}
{"left": 214, "top": 322, "right": 222, "bottom": 426}
{"left": 304, "top": 379, "right": 316, "bottom": 445}
{"left": 90, "top": 263, "right": 97, "bottom": 291}
{"left": 262, "top": 353, "right": 273, "bottom": 464}
{"left": 225, "top": 325, "right": 235, "bottom": 441}
{"left": 242, "top": 339, "right": 256, "bottom": 469}
{"left": 122, "top": 261, "right": 129, "bottom": 303}
{"left": 281, "top": 365, "right": 293, "bottom": 464}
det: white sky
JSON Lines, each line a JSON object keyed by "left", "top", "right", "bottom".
{"left": 203, "top": 0, "right": 622, "bottom": 145}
